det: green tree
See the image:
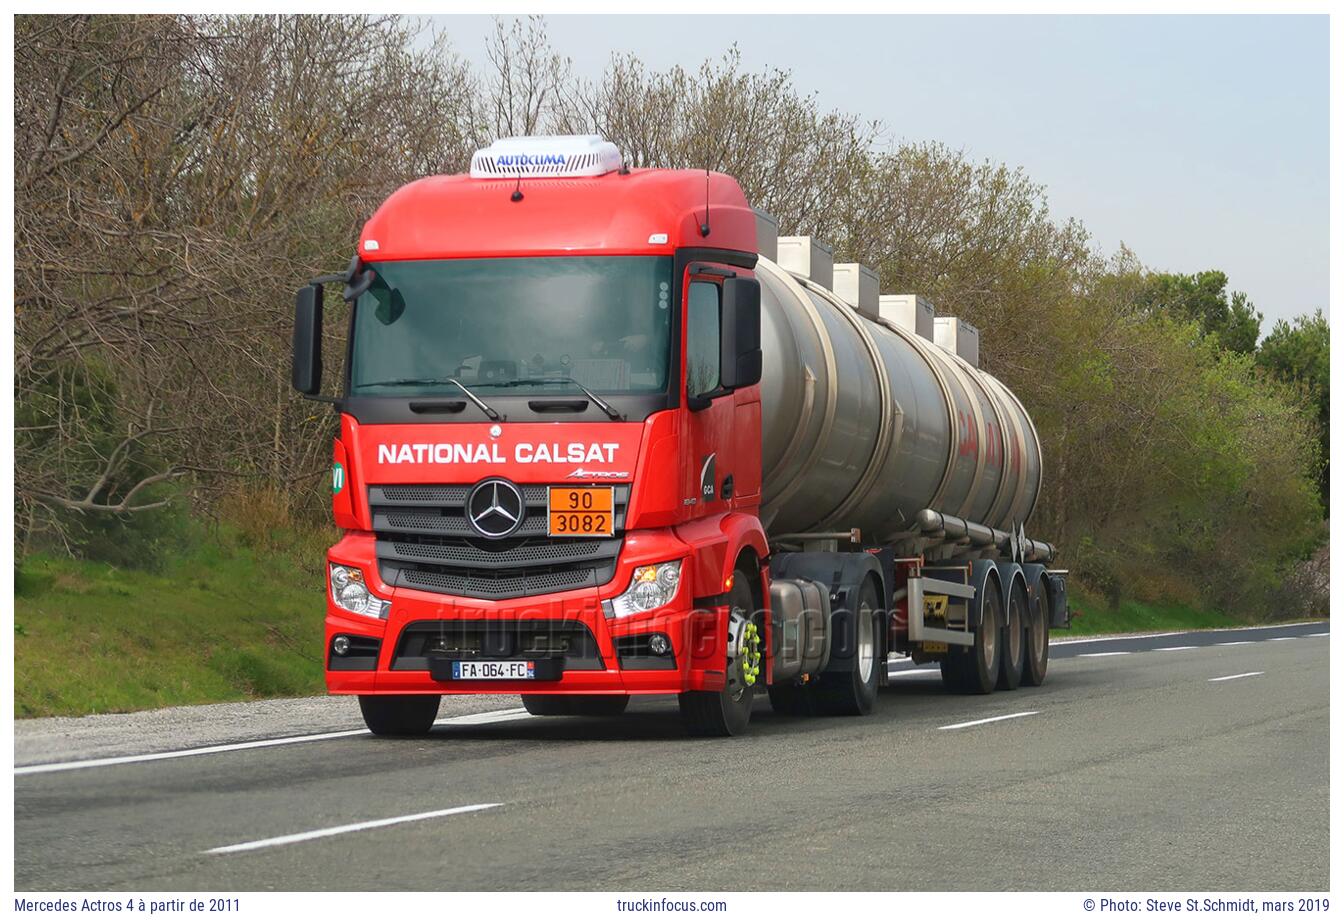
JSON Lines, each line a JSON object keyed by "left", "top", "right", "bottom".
{"left": 1139, "top": 270, "right": 1262, "bottom": 354}
{"left": 1257, "top": 310, "right": 1329, "bottom": 507}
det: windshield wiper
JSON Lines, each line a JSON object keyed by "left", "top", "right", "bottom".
{"left": 357, "top": 377, "right": 502, "bottom": 420}
{"left": 489, "top": 376, "right": 624, "bottom": 421}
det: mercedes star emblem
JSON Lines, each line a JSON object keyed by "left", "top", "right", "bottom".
{"left": 466, "top": 478, "right": 525, "bottom": 538}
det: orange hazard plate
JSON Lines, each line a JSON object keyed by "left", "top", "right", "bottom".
{"left": 547, "top": 486, "right": 615, "bottom": 537}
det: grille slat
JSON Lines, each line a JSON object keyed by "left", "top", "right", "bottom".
{"left": 371, "top": 483, "right": 629, "bottom": 600}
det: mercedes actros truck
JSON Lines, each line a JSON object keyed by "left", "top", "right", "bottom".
{"left": 291, "top": 134, "right": 1069, "bottom": 737}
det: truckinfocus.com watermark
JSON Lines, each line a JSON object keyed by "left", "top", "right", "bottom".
{"left": 615, "top": 898, "right": 729, "bottom": 913}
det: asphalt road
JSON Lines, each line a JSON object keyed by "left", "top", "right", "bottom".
{"left": 14, "top": 622, "right": 1329, "bottom": 891}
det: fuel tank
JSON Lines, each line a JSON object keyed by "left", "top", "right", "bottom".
{"left": 755, "top": 238, "right": 1043, "bottom": 545}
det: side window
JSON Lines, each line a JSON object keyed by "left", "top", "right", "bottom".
{"left": 686, "top": 280, "right": 721, "bottom": 396}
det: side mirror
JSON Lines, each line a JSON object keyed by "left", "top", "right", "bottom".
{"left": 720, "top": 276, "right": 762, "bottom": 389}
{"left": 291, "top": 283, "right": 323, "bottom": 395}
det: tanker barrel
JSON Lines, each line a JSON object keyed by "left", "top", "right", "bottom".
{"left": 756, "top": 229, "right": 1048, "bottom": 554}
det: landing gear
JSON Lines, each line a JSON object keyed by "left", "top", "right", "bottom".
{"left": 679, "top": 570, "right": 760, "bottom": 736}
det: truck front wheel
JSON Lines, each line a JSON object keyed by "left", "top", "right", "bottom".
{"left": 679, "top": 570, "right": 759, "bottom": 737}
{"left": 358, "top": 694, "right": 440, "bottom": 736}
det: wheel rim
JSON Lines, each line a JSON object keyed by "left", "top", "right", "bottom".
{"left": 724, "top": 605, "right": 761, "bottom": 703}
{"left": 857, "top": 598, "right": 876, "bottom": 683}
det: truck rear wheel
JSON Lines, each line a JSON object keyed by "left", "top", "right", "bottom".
{"left": 358, "top": 694, "right": 440, "bottom": 736}
{"left": 812, "top": 578, "right": 881, "bottom": 716}
{"left": 521, "top": 695, "right": 630, "bottom": 717}
{"left": 679, "top": 571, "right": 759, "bottom": 737}
{"left": 767, "top": 682, "right": 812, "bottom": 716}
{"left": 997, "top": 579, "right": 1027, "bottom": 691}
{"left": 1022, "top": 573, "right": 1050, "bottom": 686}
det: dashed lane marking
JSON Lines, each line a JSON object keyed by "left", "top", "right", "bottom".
{"left": 938, "top": 711, "right": 1039, "bottom": 731}
{"left": 206, "top": 803, "right": 503, "bottom": 854}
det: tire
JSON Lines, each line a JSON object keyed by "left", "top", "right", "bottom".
{"left": 358, "top": 694, "right": 440, "bottom": 736}
{"left": 957, "top": 575, "right": 1003, "bottom": 695}
{"left": 521, "top": 694, "right": 630, "bottom": 717}
{"left": 997, "top": 577, "right": 1027, "bottom": 691}
{"left": 1022, "top": 573, "right": 1050, "bottom": 687}
{"left": 679, "top": 570, "right": 759, "bottom": 737}
{"left": 811, "top": 578, "right": 882, "bottom": 716}
{"left": 767, "top": 682, "right": 812, "bottom": 717}
{"left": 940, "top": 650, "right": 968, "bottom": 691}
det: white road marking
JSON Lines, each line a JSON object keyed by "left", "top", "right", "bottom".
{"left": 938, "top": 711, "right": 1039, "bottom": 731}
{"left": 15, "top": 707, "right": 532, "bottom": 776}
{"left": 1049, "top": 622, "right": 1320, "bottom": 645}
{"left": 887, "top": 669, "right": 939, "bottom": 678}
{"left": 1307, "top": 632, "right": 1329, "bottom": 638}
{"left": 1216, "top": 641, "right": 1253, "bottom": 646}
{"left": 1051, "top": 631, "right": 1184, "bottom": 645}
{"left": 205, "top": 803, "right": 502, "bottom": 855}
{"left": 438, "top": 708, "right": 533, "bottom": 726}
{"left": 1155, "top": 646, "right": 1198, "bottom": 651}
{"left": 1208, "top": 671, "right": 1264, "bottom": 683}
{"left": 1269, "top": 636, "right": 1296, "bottom": 641}
{"left": 1078, "top": 651, "right": 1130, "bottom": 658}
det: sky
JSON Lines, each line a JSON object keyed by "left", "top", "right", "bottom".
{"left": 426, "top": 14, "right": 1329, "bottom": 329}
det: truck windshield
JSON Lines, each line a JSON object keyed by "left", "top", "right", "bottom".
{"left": 348, "top": 256, "right": 674, "bottom": 397}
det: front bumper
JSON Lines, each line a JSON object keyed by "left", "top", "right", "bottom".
{"left": 323, "top": 531, "right": 726, "bottom": 696}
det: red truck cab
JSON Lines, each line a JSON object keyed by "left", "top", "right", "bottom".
{"left": 292, "top": 136, "right": 771, "bottom": 736}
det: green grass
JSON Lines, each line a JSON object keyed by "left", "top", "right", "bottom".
{"left": 13, "top": 523, "right": 1284, "bottom": 718}
{"left": 1065, "top": 594, "right": 1244, "bottom": 636}
{"left": 14, "top": 533, "right": 328, "bottom": 718}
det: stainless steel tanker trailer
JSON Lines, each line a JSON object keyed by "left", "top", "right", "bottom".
{"left": 751, "top": 215, "right": 1069, "bottom": 714}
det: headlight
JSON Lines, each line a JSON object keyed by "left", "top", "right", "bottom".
{"left": 604, "top": 560, "right": 682, "bottom": 618}
{"left": 329, "top": 564, "right": 390, "bottom": 619}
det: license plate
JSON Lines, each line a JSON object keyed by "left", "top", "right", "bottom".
{"left": 547, "top": 486, "right": 615, "bottom": 537}
{"left": 451, "top": 660, "right": 535, "bottom": 680}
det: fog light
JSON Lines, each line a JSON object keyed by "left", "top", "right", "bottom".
{"left": 649, "top": 633, "right": 670, "bottom": 656}
{"left": 333, "top": 635, "right": 350, "bottom": 656}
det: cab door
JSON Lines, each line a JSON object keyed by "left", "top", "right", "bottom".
{"left": 681, "top": 272, "right": 735, "bottom": 520}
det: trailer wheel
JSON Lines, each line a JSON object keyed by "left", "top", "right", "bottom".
{"left": 358, "top": 694, "right": 440, "bottom": 736}
{"left": 997, "top": 578, "right": 1027, "bottom": 691}
{"left": 812, "top": 577, "right": 881, "bottom": 716}
{"left": 679, "top": 570, "right": 759, "bottom": 736}
{"left": 939, "top": 653, "right": 967, "bottom": 691}
{"left": 521, "top": 695, "right": 630, "bottom": 717}
{"left": 1022, "top": 573, "right": 1050, "bottom": 687}
{"left": 944, "top": 576, "right": 1003, "bottom": 695}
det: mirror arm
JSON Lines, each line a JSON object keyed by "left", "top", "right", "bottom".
{"left": 687, "top": 386, "right": 732, "bottom": 411}
{"left": 301, "top": 393, "right": 344, "bottom": 407}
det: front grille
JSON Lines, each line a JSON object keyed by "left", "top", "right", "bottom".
{"left": 371, "top": 483, "right": 630, "bottom": 601}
